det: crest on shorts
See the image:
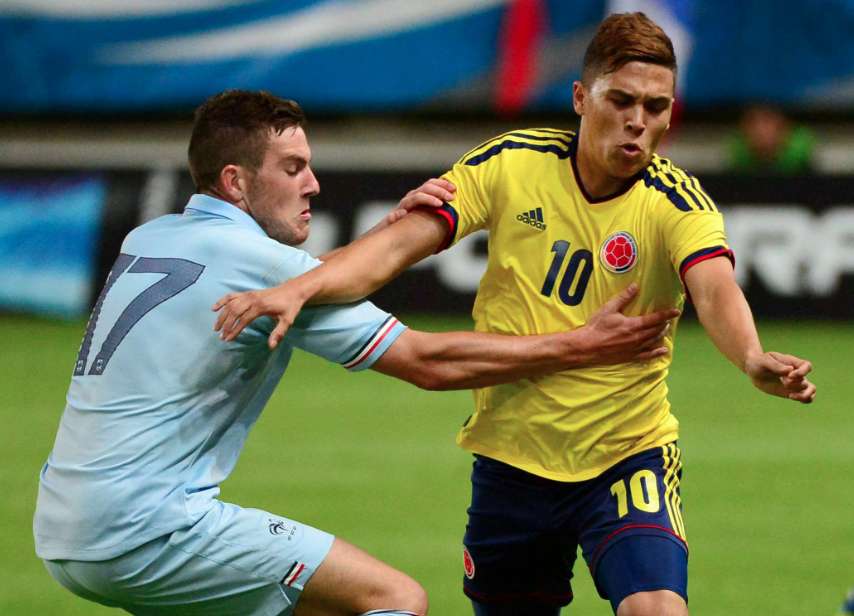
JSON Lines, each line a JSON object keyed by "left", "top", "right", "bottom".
{"left": 268, "top": 519, "right": 289, "bottom": 535}
{"left": 463, "top": 547, "right": 476, "bottom": 579}
{"left": 600, "top": 231, "right": 639, "bottom": 274}
{"left": 267, "top": 517, "right": 298, "bottom": 541}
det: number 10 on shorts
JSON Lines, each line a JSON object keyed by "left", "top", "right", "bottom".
{"left": 610, "top": 470, "right": 660, "bottom": 518}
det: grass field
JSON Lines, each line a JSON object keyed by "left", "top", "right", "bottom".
{"left": 1, "top": 314, "right": 852, "bottom": 615}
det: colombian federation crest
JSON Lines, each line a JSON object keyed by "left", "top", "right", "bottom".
{"left": 600, "top": 231, "right": 639, "bottom": 273}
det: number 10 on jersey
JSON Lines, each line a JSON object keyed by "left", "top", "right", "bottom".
{"left": 540, "top": 240, "right": 594, "bottom": 306}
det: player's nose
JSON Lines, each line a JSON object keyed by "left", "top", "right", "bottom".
{"left": 304, "top": 166, "right": 320, "bottom": 197}
{"left": 626, "top": 106, "right": 646, "bottom": 133}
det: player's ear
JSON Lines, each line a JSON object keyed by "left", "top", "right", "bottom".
{"left": 218, "top": 164, "right": 247, "bottom": 203}
{"left": 572, "top": 81, "right": 585, "bottom": 116}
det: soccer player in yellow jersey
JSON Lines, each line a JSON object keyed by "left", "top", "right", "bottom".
{"left": 213, "top": 12, "right": 816, "bottom": 616}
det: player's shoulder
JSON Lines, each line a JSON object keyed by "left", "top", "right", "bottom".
{"left": 211, "top": 225, "right": 316, "bottom": 275}
{"left": 455, "top": 127, "right": 577, "bottom": 167}
{"left": 638, "top": 154, "right": 720, "bottom": 215}
{"left": 188, "top": 222, "right": 319, "bottom": 287}
{"left": 125, "top": 209, "right": 311, "bottom": 268}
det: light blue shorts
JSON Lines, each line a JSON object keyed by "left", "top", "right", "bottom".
{"left": 43, "top": 500, "right": 335, "bottom": 615}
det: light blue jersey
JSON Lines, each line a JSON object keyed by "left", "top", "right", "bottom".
{"left": 34, "top": 194, "right": 405, "bottom": 561}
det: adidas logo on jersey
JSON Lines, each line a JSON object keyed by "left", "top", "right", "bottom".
{"left": 517, "top": 207, "right": 546, "bottom": 230}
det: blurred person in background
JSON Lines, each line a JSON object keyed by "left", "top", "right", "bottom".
{"left": 33, "top": 89, "right": 679, "bottom": 616}
{"left": 726, "top": 103, "right": 816, "bottom": 174}
{"left": 213, "top": 12, "right": 817, "bottom": 616}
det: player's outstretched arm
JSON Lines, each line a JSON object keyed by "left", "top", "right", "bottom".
{"left": 684, "top": 257, "right": 816, "bottom": 403}
{"left": 319, "top": 178, "right": 455, "bottom": 261}
{"left": 213, "top": 210, "right": 446, "bottom": 347}
{"left": 361, "top": 177, "right": 456, "bottom": 238}
{"left": 213, "top": 181, "right": 455, "bottom": 348}
{"left": 371, "top": 284, "right": 680, "bottom": 390}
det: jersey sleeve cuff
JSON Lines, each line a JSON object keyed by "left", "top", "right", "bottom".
{"left": 678, "top": 246, "right": 735, "bottom": 283}
{"left": 418, "top": 203, "right": 459, "bottom": 253}
{"left": 341, "top": 316, "right": 407, "bottom": 371}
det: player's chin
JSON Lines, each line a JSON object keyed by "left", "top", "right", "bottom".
{"left": 290, "top": 219, "right": 311, "bottom": 243}
{"left": 272, "top": 223, "right": 310, "bottom": 247}
{"left": 291, "top": 228, "right": 310, "bottom": 246}
{"left": 610, "top": 157, "right": 649, "bottom": 178}
{"left": 628, "top": 157, "right": 651, "bottom": 175}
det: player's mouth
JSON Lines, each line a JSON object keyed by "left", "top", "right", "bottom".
{"left": 618, "top": 143, "right": 643, "bottom": 158}
{"left": 299, "top": 208, "right": 311, "bottom": 221}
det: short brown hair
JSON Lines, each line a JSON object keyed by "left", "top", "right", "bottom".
{"left": 188, "top": 90, "right": 306, "bottom": 192}
{"left": 582, "top": 12, "right": 677, "bottom": 86}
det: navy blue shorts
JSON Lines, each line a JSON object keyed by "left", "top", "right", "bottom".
{"left": 462, "top": 444, "right": 688, "bottom": 612}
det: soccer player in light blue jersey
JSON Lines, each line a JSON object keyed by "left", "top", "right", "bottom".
{"left": 34, "top": 90, "right": 679, "bottom": 616}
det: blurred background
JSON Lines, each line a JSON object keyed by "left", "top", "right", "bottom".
{"left": 1, "top": 1, "right": 852, "bottom": 615}
{"left": 2, "top": 0, "right": 854, "bottom": 318}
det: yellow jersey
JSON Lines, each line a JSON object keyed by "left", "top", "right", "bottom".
{"left": 436, "top": 128, "right": 732, "bottom": 482}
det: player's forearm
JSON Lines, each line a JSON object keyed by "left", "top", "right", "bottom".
{"left": 316, "top": 220, "right": 389, "bottom": 263}
{"left": 317, "top": 245, "right": 344, "bottom": 262}
{"left": 303, "top": 211, "right": 444, "bottom": 305}
{"left": 388, "top": 329, "right": 588, "bottom": 391}
{"left": 691, "top": 275, "right": 762, "bottom": 373}
{"left": 686, "top": 259, "right": 816, "bottom": 403}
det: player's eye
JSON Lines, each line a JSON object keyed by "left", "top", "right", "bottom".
{"left": 645, "top": 100, "right": 669, "bottom": 114}
{"left": 283, "top": 161, "right": 305, "bottom": 176}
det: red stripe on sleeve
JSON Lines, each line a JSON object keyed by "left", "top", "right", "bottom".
{"left": 348, "top": 319, "right": 398, "bottom": 370}
{"left": 420, "top": 206, "right": 456, "bottom": 253}
{"left": 679, "top": 248, "right": 735, "bottom": 282}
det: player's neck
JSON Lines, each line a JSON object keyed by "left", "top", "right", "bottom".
{"left": 201, "top": 188, "right": 246, "bottom": 212}
{"left": 574, "top": 142, "right": 627, "bottom": 201}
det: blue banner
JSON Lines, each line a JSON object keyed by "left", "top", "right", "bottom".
{"left": 0, "top": 175, "right": 105, "bottom": 318}
{"left": 2, "top": 0, "right": 854, "bottom": 112}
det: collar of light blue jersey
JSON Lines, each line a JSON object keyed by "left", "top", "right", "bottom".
{"left": 184, "top": 193, "right": 267, "bottom": 237}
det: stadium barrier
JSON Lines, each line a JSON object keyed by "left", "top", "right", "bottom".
{"left": 1, "top": 170, "right": 852, "bottom": 318}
